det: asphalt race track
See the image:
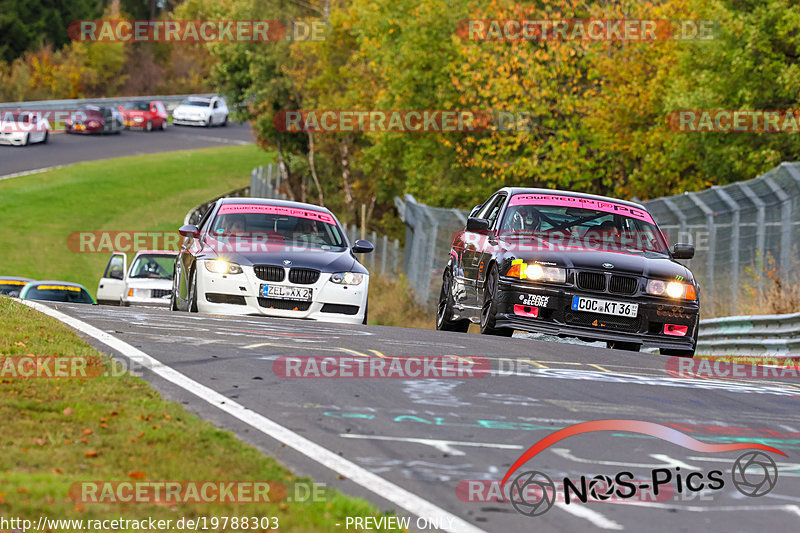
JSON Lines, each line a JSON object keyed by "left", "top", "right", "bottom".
{"left": 0, "top": 122, "right": 254, "bottom": 177}
{"left": 35, "top": 302, "right": 800, "bottom": 533}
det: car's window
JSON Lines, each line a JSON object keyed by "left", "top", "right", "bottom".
{"left": 103, "top": 255, "right": 125, "bottom": 280}
{"left": 183, "top": 99, "right": 212, "bottom": 107}
{"left": 0, "top": 280, "right": 29, "bottom": 295}
{"left": 129, "top": 254, "right": 175, "bottom": 279}
{"left": 476, "top": 195, "right": 506, "bottom": 229}
{"left": 474, "top": 195, "right": 498, "bottom": 220}
{"left": 123, "top": 102, "right": 150, "bottom": 111}
{"left": 501, "top": 194, "right": 669, "bottom": 255}
{"left": 24, "top": 285, "right": 94, "bottom": 304}
{"left": 209, "top": 204, "right": 346, "bottom": 251}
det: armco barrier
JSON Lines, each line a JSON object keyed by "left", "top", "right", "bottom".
{"left": 696, "top": 312, "right": 800, "bottom": 356}
{"left": 0, "top": 94, "right": 214, "bottom": 114}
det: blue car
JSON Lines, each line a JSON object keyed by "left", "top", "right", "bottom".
{"left": 19, "top": 280, "right": 96, "bottom": 304}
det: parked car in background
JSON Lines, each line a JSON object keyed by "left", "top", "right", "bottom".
{"left": 96, "top": 250, "right": 177, "bottom": 306}
{"left": 19, "top": 281, "right": 95, "bottom": 304}
{"left": 65, "top": 105, "right": 123, "bottom": 134}
{"left": 172, "top": 96, "right": 228, "bottom": 127}
{"left": 0, "top": 276, "right": 34, "bottom": 297}
{"left": 0, "top": 112, "right": 49, "bottom": 146}
{"left": 119, "top": 100, "right": 168, "bottom": 131}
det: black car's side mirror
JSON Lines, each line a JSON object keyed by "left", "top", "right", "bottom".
{"left": 179, "top": 224, "right": 200, "bottom": 238}
{"left": 352, "top": 239, "right": 374, "bottom": 254}
{"left": 466, "top": 217, "right": 490, "bottom": 232}
{"left": 672, "top": 243, "right": 695, "bottom": 259}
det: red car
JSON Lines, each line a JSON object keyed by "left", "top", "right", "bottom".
{"left": 119, "top": 100, "right": 168, "bottom": 131}
{"left": 65, "top": 105, "right": 123, "bottom": 134}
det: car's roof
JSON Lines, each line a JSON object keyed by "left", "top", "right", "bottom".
{"left": 28, "top": 280, "right": 88, "bottom": 289}
{"left": 0, "top": 276, "right": 33, "bottom": 281}
{"left": 216, "top": 197, "right": 333, "bottom": 214}
{"left": 498, "top": 187, "right": 647, "bottom": 211}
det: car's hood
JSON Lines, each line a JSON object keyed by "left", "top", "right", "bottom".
{"left": 500, "top": 241, "right": 692, "bottom": 281}
{"left": 125, "top": 278, "right": 172, "bottom": 289}
{"left": 198, "top": 239, "right": 362, "bottom": 273}
{"left": 174, "top": 104, "right": 210, "bottom": 116}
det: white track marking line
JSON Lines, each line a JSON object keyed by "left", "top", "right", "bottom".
{"left": 0, "top": 165, "right": 63, "bottom": 181}
{"left": 339, "top": 434, "right": 522, "bottom": 456}
{"left": 21, "top": 301, "right": 485, "bottom": 533}
{"left": 554, "top": 503, "right": 624, "bottom": 530}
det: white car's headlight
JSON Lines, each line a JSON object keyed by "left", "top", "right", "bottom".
{"left": 330, "top": 272, "right": 364, "bottom": 285}
{"left": 205, "top": 260, "right": 243, "bottom": 275}
{"left": 646, "top": 279, "right": 696, "bottom": 300}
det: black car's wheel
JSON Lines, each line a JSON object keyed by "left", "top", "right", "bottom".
{"left": 480, "top": 264, "right": 513, "bottom": 336}
{"left": 606, "top": 341, "right": 641, "bottom": 352}
{"left": 188, "top": 267, "right": 199, "bottom": 313}
{"left": 437, "top": 267, "right": 469, "bottom": 332}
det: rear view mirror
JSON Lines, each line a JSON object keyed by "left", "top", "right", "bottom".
{"left": 352, "top": 240, "right": 374, "bottom": 254}
{"left": 672, "top": 243, "right": 695, "bottom": 259}
{"left": 466, "top": 217, "right": 490, "bottom": 232}
{"left": 179, "top": 224, "right": 199, "bottom": 238}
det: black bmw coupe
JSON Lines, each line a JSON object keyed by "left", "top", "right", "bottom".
{"left": 436, "top": 188, "right": 699, "bottom": 356}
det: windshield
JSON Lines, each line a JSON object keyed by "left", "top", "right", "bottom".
{"left": 500, "top": 194, "right": 670, "bottom": 255}
{"left": 123, "top": 102, "right": 150, "bottom": 111}
{"left": 129, "top": 254, "right": 176, "bottom": 279}
{"left": 24, "top": 284, "right": 94, "bottom": 304}
{"left": 209, "top": 204, "right": 346, "bottom": 251}
{"left": 182, "top": 99, "right": 211, "bottom": 107}
{"left": 0, "top": 280, "right": 29, "bottom": 295}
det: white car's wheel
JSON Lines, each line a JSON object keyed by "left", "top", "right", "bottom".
{"left": 23, "top": 133, "right": 30, "bottom": 146}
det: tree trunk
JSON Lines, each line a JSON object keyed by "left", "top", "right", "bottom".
{"left": 339, "top": 135, "right": 356, "bottom": 219}
{"left": 276, "top": 137, "right": 296, "bottom": 201}
{"left": 307, "top": 131, "right": 325, "bottom": 205}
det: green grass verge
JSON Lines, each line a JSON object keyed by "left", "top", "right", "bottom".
{"left": 0, "top": 145, "right": 271, "bottom": 297}
{"left": 0, "top": 297, "right": 401, "bottom": 531}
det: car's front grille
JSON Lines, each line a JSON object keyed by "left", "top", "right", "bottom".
{"left": 253, "top": 265, "right": 285, "bottom": 282}
{"left": 321, "top": 303, "right": 359, "bottom": 315}
{"left": 206, "top": 293, "right": 246, "bottom": 305}
{"left": 151, "top": 289, "right": 171, "bottom": 299}
{"left": 257, "top": 297, "right": 311, "bottom": 311}
{"left": 289, "top": 268, "right": 320, "bottom": 284}
{"left": 609, "top": 275, "right": 638, "bottom": 295}
{"left": 577, "top": 272, "right": 606, "bottom": 291}
{"left": 564, "top": 311, "right": 641, "bottom": 332}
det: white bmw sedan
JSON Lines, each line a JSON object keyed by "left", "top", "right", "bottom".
{"left": 171, "top": 198, "right": 373, "bottom": 324}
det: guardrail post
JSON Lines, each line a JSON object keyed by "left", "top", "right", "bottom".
{"left": 381, "top": 234, "right": 388, "bottom": 275}
{"left": 739, "top": 183, "right": 766, "bottom": 295}
{"left": 763, "top": 176, "right": 792, "bottom": 282}
{"left": 713, "top": 186, "right": 740, "bottom": 315}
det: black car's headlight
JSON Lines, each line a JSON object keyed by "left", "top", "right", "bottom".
{"left": 646, "top": 279, "right": 696, "bottom": 300}
{"left": 507, "top": 260, "right": 566, "bottom": 283}
{"left": 330, "top": 272, "right": 364, "bottom": 285}
{"left": 204, "top": 260, "right": 243, "bottom": 275}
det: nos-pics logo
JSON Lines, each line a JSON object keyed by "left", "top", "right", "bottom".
{"left": 501, "top": 420, "right": 783, "bottom": 517}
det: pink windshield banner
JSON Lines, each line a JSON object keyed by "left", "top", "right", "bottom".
{"left": 218, "top": 204, "right": 336, "bottom": 225}
{"left": 509, "top": 194, "right": 655, "bottom": 224}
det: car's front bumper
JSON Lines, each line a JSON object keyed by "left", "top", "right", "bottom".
{"left": 173, "top": 117, "right": 208, "bottom": 126}
{"left": 494, "top": 278, "right": 699, "bottom": 350}
{"left": 195, "top": 265, "right": 368, "bottom": 324}
{"left": 0, "top": 132, "right": 28, "bottom": 145}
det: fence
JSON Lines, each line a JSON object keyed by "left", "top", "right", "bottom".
{"left": 394, "top": 161, "right": 800, "bottom": 315}
{"left": 249, "top": 165, "right": 402, "bottom": 277}
{"left": 0, "top": 93, "right": 215, "bottom": 114}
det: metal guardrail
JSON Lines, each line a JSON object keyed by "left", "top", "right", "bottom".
{"left": 697, "top": 312, "right": 800, "bottom": 356}
{"left": 0, "top": 93, "right": 215, "bottom": 114}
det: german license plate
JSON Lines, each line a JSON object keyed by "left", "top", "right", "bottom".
{"left": 571, "top": 296, "right": 638, "bottom": 317}
{"left": 260, "top": 284, "right": 312, "bottom": 301}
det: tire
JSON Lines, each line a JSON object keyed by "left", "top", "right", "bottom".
{"left": 436, "top": 267, "right": 469, "bottom": 332}
{"left": 362, "top": 302, "right": 368, "bottom": 325}
{"left": 23, "top": 133, "right": 30, "bottom": 146}
{"left": 205, "top": 118, "right": 211, "bottom": 128}
{"left": 160, "top": 119, "right": 167, "bottom": 131}
{"left": 480, "top": 264, "right": 513, "bottom": 336}
{"left": 145, "top": 120, "right": 152, "bottom": 132}
{"left": 43, "top": 131, "right": 49, "bottom": 144}
{"left": 188, "top": 267, "right": 199, "bottom": 313}
{"left": 606, "top": 341, "right": 641, "bottom": 352}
